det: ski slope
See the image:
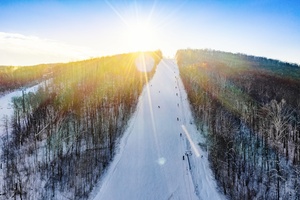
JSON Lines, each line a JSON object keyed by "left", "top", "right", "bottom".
{"left": 92, "top": 59, "right": 225, "bottom": 200}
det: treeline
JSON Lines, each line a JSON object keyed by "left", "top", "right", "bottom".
{"left": 0, "top": 51, "right": 162, "bottom": 199}
{"left": 177, "top": 49, "right": 300, "bottom": 199}
{"left": 0, "top": 64, "right": 55, "bottom": 95}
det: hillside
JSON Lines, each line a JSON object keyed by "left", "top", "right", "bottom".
{"left": 177, "top": 49, "right": 300, "bottom": 199}
{"left": 0, "top": 51, "right": 162, "bottom": 199}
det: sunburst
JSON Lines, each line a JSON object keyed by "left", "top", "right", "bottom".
{"left": 126, "top": 20, "right": 158, "bottom": 51}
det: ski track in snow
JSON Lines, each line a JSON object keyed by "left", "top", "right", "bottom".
{"left": 92, "top": 59, "right": 225, "bottom": 200}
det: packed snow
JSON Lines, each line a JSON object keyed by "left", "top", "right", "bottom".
{"left": 91, "top": 59, "right": 225, "bottom": 200}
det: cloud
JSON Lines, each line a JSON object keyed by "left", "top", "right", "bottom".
{"left": 0, "top": 32, "right": 99, "bottom": 66}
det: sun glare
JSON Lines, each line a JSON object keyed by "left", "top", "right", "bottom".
{"left": 126, "top": 21, "right": 158, "bottom": 51}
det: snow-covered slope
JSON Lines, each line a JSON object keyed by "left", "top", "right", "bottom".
{"left": 0, "top": 84, "right": 41, "bottom": 136}
{"left": 92, "top": 59, "right": 224, "bottom": 200}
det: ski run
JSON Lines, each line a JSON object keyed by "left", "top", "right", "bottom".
{"left": 91, "top": 59, "right": 225, "bottom": 200}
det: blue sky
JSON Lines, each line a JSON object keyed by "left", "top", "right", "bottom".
{"left": 0, "top": 0, "right": 299, "bottom": 65}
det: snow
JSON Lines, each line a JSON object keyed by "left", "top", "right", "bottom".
{"left": 91, "top": 59, "right": 225, "bottom": 200}
{"left": 0, "top": 83, "right": 43, "bottom": 194}
{"left": 0, "top": 84, "right": 41, "bottom": 136}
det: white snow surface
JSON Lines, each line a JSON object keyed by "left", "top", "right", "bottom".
{"left": 92, "top": 59, "right": 225, "bottom": 200}
{"left": 0, "top": 84, "right": 41, "bottom": 136}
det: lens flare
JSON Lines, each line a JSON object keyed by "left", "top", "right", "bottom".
{"left": 135, "top": 53, "right": 155, "bottom": 72}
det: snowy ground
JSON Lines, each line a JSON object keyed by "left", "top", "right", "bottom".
{"left": 0, "top": 83, "right": 45, "bottom": 140}
{"left": 0, "top": 83, "right": 43, "bottom": 193}
{"left": 91, "top": 59, "right": 225, "bottom": 200}
{"left": 0, "top": 83, "right": 43, "bottom": 136}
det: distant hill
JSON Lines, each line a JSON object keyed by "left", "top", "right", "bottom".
{"left": 0, "top": 51, "right": 163, "bottom": 95}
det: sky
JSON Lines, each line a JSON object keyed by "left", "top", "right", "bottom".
{"left": 0, "top": 0, "right": 299, "bottom": 66}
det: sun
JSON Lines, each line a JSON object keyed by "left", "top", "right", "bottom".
{"left": 126, "top": 21, "right": 158, "bottom": 52}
